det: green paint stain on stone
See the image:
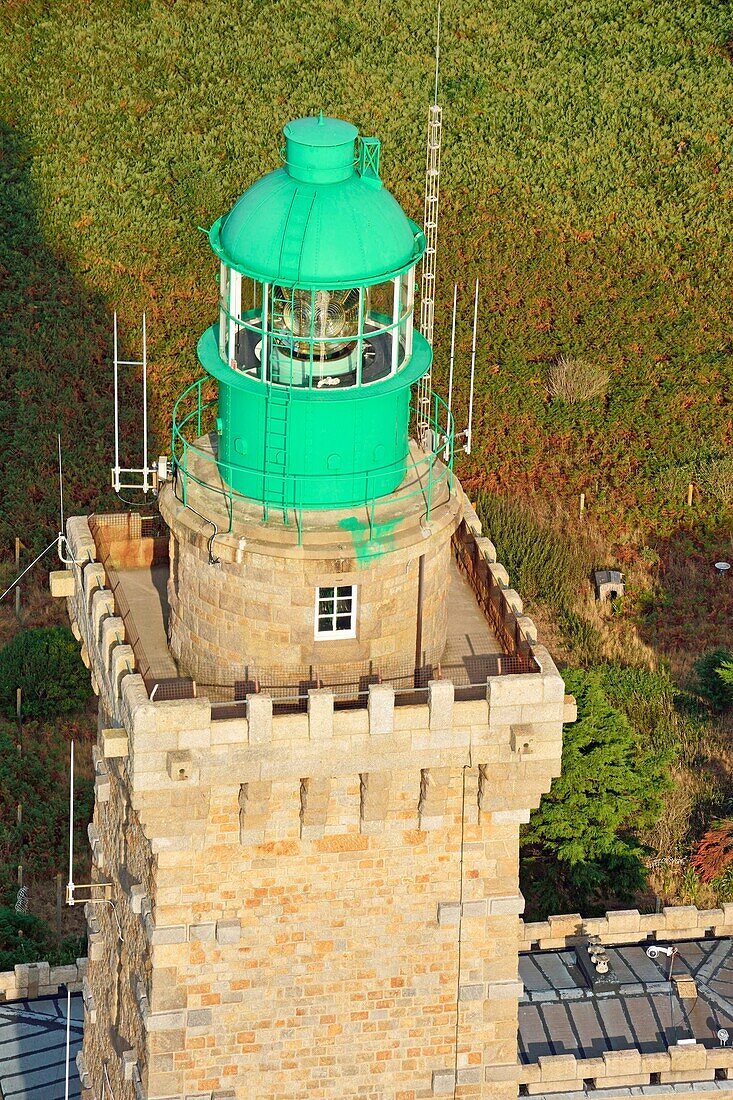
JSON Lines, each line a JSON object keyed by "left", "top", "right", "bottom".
{"left": 339, "top": 516, "right": 402, "bottom": 564}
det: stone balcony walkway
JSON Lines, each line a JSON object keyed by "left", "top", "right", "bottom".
{"left": 111, "top": 553, "right": 504, "bottom": 691}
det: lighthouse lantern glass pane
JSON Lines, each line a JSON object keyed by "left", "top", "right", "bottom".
{"left": 218, "top": 264, "right": 229, "bottom": 359}
{"left": 362, "top": 279, "right": 401, "bottom": 386}
{"left": 222, "top": 275, "right": 265, "bottom": 380}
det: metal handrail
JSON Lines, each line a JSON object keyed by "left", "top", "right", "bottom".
{"left": 170, "top": 375, "right": 455, "bottom": 538}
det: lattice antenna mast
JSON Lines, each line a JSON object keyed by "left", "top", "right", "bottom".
{"left": 416, "top": 4, "right": 443, "bottom": 450}
{"left": 112, "top": 312, "right": 158, "bottom": 495}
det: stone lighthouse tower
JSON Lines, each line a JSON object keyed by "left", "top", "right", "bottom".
{"left": 57, "top": 115, "right": 571, "bottom": 1100}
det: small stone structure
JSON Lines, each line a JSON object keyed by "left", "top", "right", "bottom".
{"left": 593, "top": 569, "right": 624, "bottom": 602}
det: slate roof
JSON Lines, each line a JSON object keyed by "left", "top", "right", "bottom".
{"left": 0, "top": 992, "right": 83, "bottom": 1099}
{"left": 519, "top": 939, "right": 733, "bottom": 1064}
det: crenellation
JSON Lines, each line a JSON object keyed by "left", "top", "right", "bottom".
{"left": 299, "top": 777, "right": 331, "bottom": 837}
{"left": 307, "top": 688, "right": 334, "bottom": 740}
{"left": 90, "top": 586, "right": 116, "bottom": 642}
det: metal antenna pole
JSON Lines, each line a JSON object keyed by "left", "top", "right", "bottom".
{"left": 444, "top": 283, "right": 458, "bottom": 462}
{"left": 57, "top": 433, "right": 65, "bottom": 536}
{"left": 142, "top": 312, "right": 148, "bottom": 493}
{"left": 433, "top": 1, "right": 441, "bottom": 105}
{"left": 447, "top": 282, "right": 457, "bottom": 421}
{"left": 110, "top": 313, "right": 155, "bottom": 494}
{"left": 67, "top": 740, "right": 74, "bottom": 905}
{"left": 416, "top": 5, "right": 443, "bottom": 451}
{"left": 113, "top": 313, "right": 120, "bottom": 493}
{"left": 64, "top": 986, "right": 71, "bottom": 1100}
{"left": 465, "top": 278, "right": 479, "bottom": 455}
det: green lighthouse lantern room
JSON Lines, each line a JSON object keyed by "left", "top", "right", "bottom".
{"left": 173, "top": 113, "right": 450, "bottom": 514}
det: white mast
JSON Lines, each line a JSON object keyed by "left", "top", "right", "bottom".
{"left": 443, "top": 283, "right": 458, "bottom": 462}
{"left": 64, "top": 986, "right": 71, "bottom": 1100}
{"left": 465, "top": 278, "right": 479, "bottom": 455}
{"left": 416, "top": 5, "right": 443, "bottom": 451}
{"left": 447, "top": 282, "right": 457, "bottom": 424}
{"left": 67, "top": 740, "right": 74, "bottom": 905}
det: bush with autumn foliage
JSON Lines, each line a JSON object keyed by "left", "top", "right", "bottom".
{"left": 691, "top": 821, "right": 733, "bottom": 884}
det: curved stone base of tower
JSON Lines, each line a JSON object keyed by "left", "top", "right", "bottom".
{"left": 158, "top": 437, "right": 463, "bottom": 685}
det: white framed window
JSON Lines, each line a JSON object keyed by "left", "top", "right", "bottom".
{"left": 314, "top": 585, "right": 357, "bottom": 639}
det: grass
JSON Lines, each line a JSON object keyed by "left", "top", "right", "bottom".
{"left": 0, "top": 0, "right": 729, "bottom": 553}
{"left": 0, "top": 0, "right": 731, "bottom": 914}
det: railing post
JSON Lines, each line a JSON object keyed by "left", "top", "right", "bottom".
{"left": 426, "top": 453, "right": 434, "bottom": 521}
{"left": 182, "top": 441, "right": 188, "bottom": 507}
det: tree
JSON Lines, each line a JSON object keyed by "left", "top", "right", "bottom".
{"left": 693, "top": 648, "right": 733, "bottom": 712}
{"left": 521, "top": 668, "right": 670, "bottom": 918}
{"left": 717, "top": 659, "right": 733, "bottom": 692}
{"left": 0, "top": 626, "right": 92, "bottom": 720}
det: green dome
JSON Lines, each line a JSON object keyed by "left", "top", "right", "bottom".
{"left": 208, "top": 116, "right": 424, "bottom": 289}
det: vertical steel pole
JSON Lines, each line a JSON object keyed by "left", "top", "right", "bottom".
{"left": 113, "top": 313, "right": 120, "bottom": 492}
{"left": 142, "top": 313, "right": 149, "bottom": 492}
{"left": 64, "top": 985, "right": 71, "bottom": 1100}
{"left": 447, "top": 283, "right": 457, "bottom": 426}
{"left": 67, "top": 741, "right": 74, "bottom": 904}
{"left": 58, "top": 434, "right": 65, "bottom": 534}
{"left": 444, "top": 283, "right": 458, "bottom": 463}
{"left": 14, "top": 538, "right": 20, "bottom": 619}
{"left": 466, "top": 279, "right": 479, "bottom": 455}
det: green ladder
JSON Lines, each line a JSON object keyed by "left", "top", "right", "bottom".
{"left": 263, "top": 387, "right": 291, "bottom": 523}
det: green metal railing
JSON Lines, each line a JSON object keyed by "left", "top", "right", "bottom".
{"left": 170, "top": 375, "right": 455, "bottom": 541}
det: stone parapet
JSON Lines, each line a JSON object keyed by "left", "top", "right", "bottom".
{"left": 506, "top": 1043, "right": 733, "bottom": 1095}
{"left": 521, "top": 905, "right": 733, "bottom": 950}
{"left": 0, "top": 958, "right": 87, "bottom": 1001}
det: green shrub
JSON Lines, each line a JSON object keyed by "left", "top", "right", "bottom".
{"left": 0, "top": 906, "right": 51, "bottom": 969}
{"left": 0, "top": 627, "right": 92, "bottom": 720}
{"left": 694, "top": 648, "right": 733, "bottom": 711}
{"left": 521, "top": 667, "right": 671, "bottom": 917}
{"left": 595, "top": 664, "right": 680, "bottom": 758}
{"left": 0, "top": 909, "right": 85, "bottom": 969}
{"left": 47, "top": 932, "right": 87, "bottom": 967}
